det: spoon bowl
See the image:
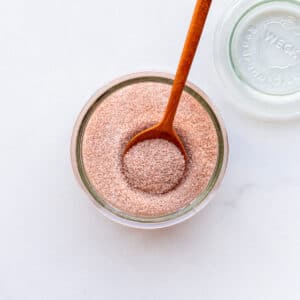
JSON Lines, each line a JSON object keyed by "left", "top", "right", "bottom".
{"left": 124, "top": 121, "right": 187, "bottom": 160}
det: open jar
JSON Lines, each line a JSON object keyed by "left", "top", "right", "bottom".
{"left": 71, "top": 72, "right": 228, "bottom": 229}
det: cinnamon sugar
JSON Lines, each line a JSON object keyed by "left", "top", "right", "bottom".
{"left": 81, "top": 82, "right": 218, "bottom": 217}
{"left": 123, "top": 139, "right": 186, "bottom": 195}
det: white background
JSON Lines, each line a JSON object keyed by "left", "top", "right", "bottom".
{"left": 1, "top": 0, "right": 300, "bottom": 299}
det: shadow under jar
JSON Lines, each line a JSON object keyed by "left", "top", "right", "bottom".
{"left": 71, "top": 73, "right": 228, "bottom": 229}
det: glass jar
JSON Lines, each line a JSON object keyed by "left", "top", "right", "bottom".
{"left": 71, "top": 72, "right": 228, "bottom": 229}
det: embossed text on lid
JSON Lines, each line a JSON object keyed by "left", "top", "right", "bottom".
{"left": 230, "top": 2, "right": 300, "bottom": 96}
{"left": 214, "top": 0, "right": 300, "bottom": 119}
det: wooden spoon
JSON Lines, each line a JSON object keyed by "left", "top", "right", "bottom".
{"left": 125, "top": 0, "right": 212, "bottom": 159}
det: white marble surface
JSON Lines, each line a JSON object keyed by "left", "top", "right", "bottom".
{"left": 1, "top": 0, "right": 300, "bottom": 299}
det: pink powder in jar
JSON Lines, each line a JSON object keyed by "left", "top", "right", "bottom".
{"left": 81, "top": 82, "right": 219, "bottom": 217}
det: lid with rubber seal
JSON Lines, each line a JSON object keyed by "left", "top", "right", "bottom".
{"left": 214, "top": 0, "right": 300, "bottom": 119}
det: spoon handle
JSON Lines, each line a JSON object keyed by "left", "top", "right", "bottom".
{"left": 161, "top": 0, "right": 212, "bottom": 129}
